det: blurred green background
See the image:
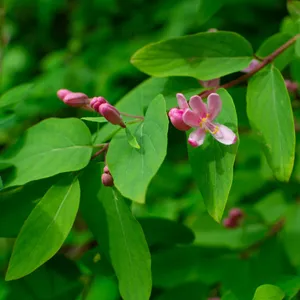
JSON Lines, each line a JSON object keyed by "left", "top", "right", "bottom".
{"left": 2, "top": 0, "right": 300, "bottom": 299}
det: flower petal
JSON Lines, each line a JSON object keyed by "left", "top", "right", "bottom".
{"left": 189, "top": 95, "right": 207, "bottom": 117}
{"left": 212, "top": 124, "right": 237, "bottom": 145}
{"left": 207, "top": 93, "right": 222, "bottom": 120}
{"left": 188, "top": 128, "right": 206, "bottom": 147}
{"left": 183, "top": 109, "right": 201, "bottom": 127}
{"left": 176, "top": 93, "right": 189, "bottom": 109}
{"left": 168, "top": 108, "right": 191, "bottom": 131}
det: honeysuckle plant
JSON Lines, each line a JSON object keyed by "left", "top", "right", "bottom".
{"left": 2, "top": 2, "right": 300, "bottom": 299}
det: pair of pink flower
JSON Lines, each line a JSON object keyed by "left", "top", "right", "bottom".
{"left": 57, "top": 89, "right": 125, "bottom": 128}
{"left": 169, "top": 93, "right": 237, "bottom": 147}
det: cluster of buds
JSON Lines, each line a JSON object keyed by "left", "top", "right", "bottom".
{"left": 90, "top": 97, "right": 126, "bottom": 128}
{"left": 168, "top": 93, "right": 237, "bottom": 147}
{"left": 223, "top": 208, "right": 244, "bottom": 229}
{"left": 57, "top": 89, "right": 125, "bottom": 128}
{"left": 101, "top": 165, "right": 114, "bottom": 187}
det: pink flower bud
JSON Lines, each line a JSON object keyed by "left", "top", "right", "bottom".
{"left": 63, "top": 92, "right": 89, "bottom": 107}
{"left": 285, "top": 80, "right": 298, "bottom": 93}
{"left": 90, "top": 97, "right": 107, "bottom": 111}
{"left": 242, "top": 59, "right": 260, "bottom": 73}
{"left": 101, "top": 173, "right": 114, "bottom": 186}
{"left": 223, "top": 217, "right": 238, "bottom": 229}
{"left": 199, "top": 78, "right": 220, "bottom": 88}
{"left": 57, "top": 89, "right": 72, "bottom": 100}
{"left": 207, "top": 28, "right": 218, "bottom": 32}
{"left": 99, "top": 103, "right": 126, "bottom": 128}
{"left": 168, "top": 108, "right": 191, "bottom": 131}
{"left": 229, "top": 208, "right": 244, "bottom": 221}
{"left": 103, "top": 165, "right": 110, "bottom": 174}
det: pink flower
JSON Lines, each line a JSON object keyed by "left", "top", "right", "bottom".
{"left": 182, "top": 93, "right": 237, "bottom": 147}
{"left": 168, "top": 93, "right": 191, "bottom": 131}
{"left": 242, "top": 59, "right": 260, "bottom": 73}
{"left": 90, "top": 97, "right": 126, "bottom": 128}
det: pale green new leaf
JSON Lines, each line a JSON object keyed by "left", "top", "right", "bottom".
{"left": 125, "top": 126, "right": 140, "bottom": 149}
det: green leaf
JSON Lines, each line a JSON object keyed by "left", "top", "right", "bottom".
{"left": 247, "top": 65, "right": 295, "bottom": 182}
{"left": 94, "top": 77, "right": 201, "bottom": 144}
{"left": 0, "top": 176, "right": 60, "bottom": 237}
{"left": 283, "top": 204, "right": 300, "bottom": 267}
{"left": 155, "top": 281, "right": 208, "bottom": 300}
{"left": 1, "top": 118, "right": 92, "bottom": 187}
{"left": 85, "top": 276, "right": 119, "bottom": 300}
{"left": 252, "top": 284, "right": 285, "bottom": 300}
{"left": 125, "top": 126, "right": 140, "bottom": 149}
{"left": 138, "top": 217, "right": 195, "bottom": 247}
{"left": 80, "top": 163, "right": 152, "bottom": 300}
{"left": 152, "top": 246, "right": 223, "bottom": 288}
{"left": 81, "top": 117, "right": 108, "bottom": 123}
{"left": 287, "top": 1, "right": 300, "bottom": 18}
{"left": 256, "top": 33, "right": 295, "bottom": 70}
{"left": 188, "top": 89, "right": 239, "bottom": 222}
{"left": 222, "top": 291, "right": 239, "bottom": 300}
{"left": 197, "top": 0, "right": 223, "bottom": 26}
{"left": 106, "top": 94, "right": 168, "bottom": 203}
{"left": 0, "top": 83, "right": 34, "bottom": 110}
{"left": 6, "top": 175, "right": 80, "bottom": 280}
{"left": 131, "top": 31, "right": 253, "bottom": 80}
{"left": 6, "top": 256, "right": 82, "bottom": 300}
{"left": 276, "top": 276, "right": 300, "bottom": 300}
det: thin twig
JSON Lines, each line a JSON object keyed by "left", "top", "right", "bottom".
{"left": 91, "top": 144, "right": 108, "bottom": 160}
{"left": 240, "top": 218, "right": 285, "bottom": 259}
{"left": 200, "top": 34, "right": 300, "bottom": 98}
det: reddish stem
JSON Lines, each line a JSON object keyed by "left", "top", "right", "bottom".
{"left": 200, "top": 34, "right": 300, "bottom": 98}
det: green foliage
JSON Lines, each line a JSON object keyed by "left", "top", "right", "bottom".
{"left": 188, "top": 89, "right": 239, "bottom": 222}
{"left": 6, "top": 175, "right": 80, "bottom": 280}
{"left": 79, "top": 163, "right": 151, "bottom": 300}
{"left": 131, "top": 32, "right": 253, "bottom": 80}
{"left": 247, "top": 65, "right": 295, "bottom": 182}
{"left": 1, "top": 118, "right": 92, "bottom": 187}
{"left": 106, "top": 95, "right": 168, "bottom": 203}
{"left": 1, "top": 0, "right": 300, "bottom": 299}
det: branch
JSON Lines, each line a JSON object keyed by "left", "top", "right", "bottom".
{"left": 240, "top": 218, "right": 285, "bottom": 259}
{"left": 200, "top": 34, "right": 300, "bottom": 98}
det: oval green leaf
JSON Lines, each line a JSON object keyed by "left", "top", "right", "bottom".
{"left": 106, "top": 94, "right": 169, "bottom": 203}
{"left": 80, "top": 163, "right": 152, "bottom": 300}
{"left": 131, "top": 31, "right": 253, "bottom": 80}
{"left": 253, "top": 284, "right": 285, "bottom": 300}
{"left": 1, "top": 118, "right": 92, "bottom": 188}
{"left": 5, "top": 175, "right": 80, "bottom": 280}
{"left": 247, "top": 65, "right": 295, "bottom": 181}
{"left": 188, "top": 88, "right": 239, "bottom": 222}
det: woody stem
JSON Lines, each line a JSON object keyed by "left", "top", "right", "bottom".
{"left": 199, "top": 33, "right": 300, "bottom": 98}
